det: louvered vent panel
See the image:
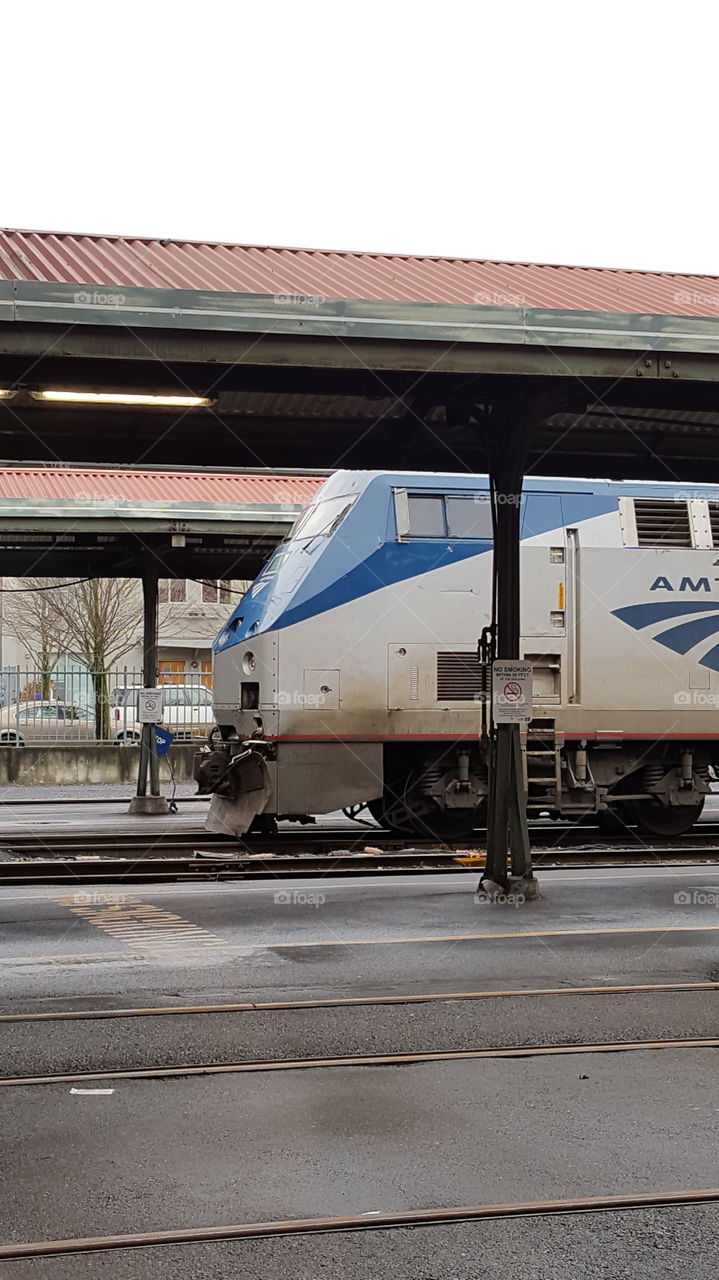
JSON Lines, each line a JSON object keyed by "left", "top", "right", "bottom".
{"left": 708, "top": 503, "right": 719, "bottom": 547}
{"left": 437, "top": 651, "right": 482, "bottom": 700}
{"left": 634, "top": 499, "right": 692, "bottom": 547}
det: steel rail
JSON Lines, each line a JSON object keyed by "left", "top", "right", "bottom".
{"left": 1, "top": 980, "right": 717, "bottom": 1024}
{"left": 1, "top": 1188, "right": 717, "bottom": 1259}
{"left": 4, "top": 825, "right": 719, "bottom": 848}
{"left": 2, "top": 1035, "right": 717, "bottom": 1088}
{"left": 1, "top": 849, "right": 719, "bottom": 884}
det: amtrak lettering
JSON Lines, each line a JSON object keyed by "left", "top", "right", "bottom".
{"left": 650, "top": 577, "right": 714, "bottom": 591}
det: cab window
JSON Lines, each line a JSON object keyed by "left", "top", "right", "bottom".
{"left": 400, "top": 491, "right": 493, "bottom": 539}
{"left": 292, "top": 495, "right": 356, "bottom": 541}
{"left": 407, "top": 495, "right": 445, "bottom": 537}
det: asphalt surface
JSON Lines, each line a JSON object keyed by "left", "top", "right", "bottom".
{"left": 2, "top": 860, "right": 718, "bottom": 1274}
{"left": 1, "top": 1049, "right": 717, "bottom": 1244}
{"left": 3, "top": 1205, "right": 718, "bottom": 1280}
{"left": 1, "top": 989, "right": 718, "bottom": 1078}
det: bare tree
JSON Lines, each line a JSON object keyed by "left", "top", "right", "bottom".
{"left": 45, "top": 579, "right": 143, "bottom": 737}
{"left": 3, "top": 579, "right": 70, "bottom": 698}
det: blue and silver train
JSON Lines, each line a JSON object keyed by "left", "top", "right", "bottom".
{"left": 196, "top": 470, "right": 719, "bottom": 838}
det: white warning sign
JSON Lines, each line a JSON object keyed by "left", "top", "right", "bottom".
{"left": 492, "top": 661, "right": 533, "bottom": 724}
{"left": 138, "top": 688, "right": 164, "bottom": 723}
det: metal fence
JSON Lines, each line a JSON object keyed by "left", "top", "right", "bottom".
{"left": 0, "top": 667, "right": 215, "bottom": 745}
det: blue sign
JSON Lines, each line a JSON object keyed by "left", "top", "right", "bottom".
{"left": 154, "top": 726, "right": 174, "bottom": 756}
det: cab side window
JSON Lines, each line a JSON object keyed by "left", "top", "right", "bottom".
{"left": 401, "top": 492, "right": 493, "bottom": 539}
{"left": 407, "top": 495, "right": 446, "bottom": 537}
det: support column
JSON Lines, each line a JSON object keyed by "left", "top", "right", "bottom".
{"left": 128, "top": 555, "right": 168, "bottom": 816}
{"left": 481, "top": 404, "right": 533, "bottom": 894}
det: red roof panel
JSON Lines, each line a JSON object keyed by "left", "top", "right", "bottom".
{"left": 0, "top": 229, "right": 717, "bottom": 316}
{"left": 0, "top": 467, "right": 323, "bottom": 506}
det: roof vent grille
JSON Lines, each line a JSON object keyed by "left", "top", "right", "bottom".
{"left": 437, "top": 651, "right": 482, "bottom": 701}
{"left": 634, "top": 499, "right": 692, "bottom": 547}
{"left": 708, "top": 503, "right": 719, "bottom": 548}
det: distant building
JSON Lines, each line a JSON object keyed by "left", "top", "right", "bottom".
{"left": 1, "top": 577, "right": 246, "bottom": 690}
{"left": 151, "top": 578, "right": 247, "bottom": 687}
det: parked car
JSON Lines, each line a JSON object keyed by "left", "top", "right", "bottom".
{"left": 0, "top": 702, "right": 135, "bottom": 746}
{"left": 110, "top": 684, "right": 214, "bottom": 743}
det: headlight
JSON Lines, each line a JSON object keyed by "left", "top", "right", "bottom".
{"left": 242, "top": 651, "right": 256, "bottom": 674}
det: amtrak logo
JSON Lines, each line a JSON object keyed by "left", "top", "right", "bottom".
{"left": 612, "top": 591, "right": 719, "bottom": 673}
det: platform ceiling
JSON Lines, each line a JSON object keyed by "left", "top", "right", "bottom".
{"left": 2, "top": 230, "right": 719, "bottom": 480}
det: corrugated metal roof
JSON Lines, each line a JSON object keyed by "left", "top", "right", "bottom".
{"left": 0, "top": 466, "right": 323, "bottom": 506}
{"left": 1, "top": 229, "right": 718, "bottom": 317}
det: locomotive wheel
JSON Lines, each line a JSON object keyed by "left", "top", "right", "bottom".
{"left": 409, "top": 805, "right": 485, "bottom": 841}
{"left": 367, "top": 796, "right": 414, "bottom": 837}
{"left": 597, "top": 810, "right": 628, "bottom": 836}
{"left": 628, "top": 798, "right": 704, "bottom": 837}
{"left": 368, "top": 789, "right": 485, "bottom": 841}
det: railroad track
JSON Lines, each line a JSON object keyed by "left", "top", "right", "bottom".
{"left": 2, "top": 1188, "right": 717, "bottom": 1260}
{"left": 4, "top": 978, "right": 717, "bottom": 1022}
{"left": 2, "top": 1025, "right": 718, "bottom": 1257}
{"left": 2, "top": 846, "right": 719, "bottom": 884}
{"left": 2, "top": 985, "right": 717, "bottom": 1261}
{"left": 6, "top": 819, "right": 719, "bottom": 848}
{"left": 3, "top": 1033, "right": 719, "bottom": 1088}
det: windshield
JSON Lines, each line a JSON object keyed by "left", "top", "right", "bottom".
{"left": 291, "top": 495, "right": 356, "bottom": 542}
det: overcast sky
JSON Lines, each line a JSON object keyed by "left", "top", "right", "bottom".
{"left": 4, "top": 1, "right": 717, "bottom": 275}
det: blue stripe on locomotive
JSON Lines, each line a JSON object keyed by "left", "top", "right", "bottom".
{"left": 213, "top": 472, "right": 702, "bottom": 652}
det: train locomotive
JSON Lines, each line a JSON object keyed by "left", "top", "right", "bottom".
{"left": 195, "top": 469, "right": 719, "bottom": 838}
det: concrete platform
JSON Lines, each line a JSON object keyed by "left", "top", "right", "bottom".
{"left": 1, "top": 865, "right": 718, "bottom": 1008}
{"left": 0, "top": 799, "right": 210, "bottom": 837}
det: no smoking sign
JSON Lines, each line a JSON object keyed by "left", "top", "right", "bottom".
{"left": 492, "top": 662, "right": 533, "bottom": 723}
{"left": 138, "top": 688, "right": 164, "bottom": 723}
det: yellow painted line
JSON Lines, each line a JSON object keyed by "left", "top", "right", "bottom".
{"left": 558, "top": 581, "right": 565, "bottom": 610}
{"left": 222, "top": 923, "right": 719, "bottom": 951}
{"left": 2, "top": 923, "right": 719, "bottom": 969}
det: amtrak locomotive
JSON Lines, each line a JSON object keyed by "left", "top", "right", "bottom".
{"left": 196, "top": 470, "right": 719, "bottom": 838}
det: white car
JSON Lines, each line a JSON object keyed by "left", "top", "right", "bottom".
{"left": 0, "top": 702, "right": 130, "bottom": 745}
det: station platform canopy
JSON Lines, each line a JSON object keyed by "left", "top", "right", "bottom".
{"left": 0, "top": 465, "right": 323, "bottom": 578}
{"left": 2, "top": 230, "right": 719, "bottom": 479}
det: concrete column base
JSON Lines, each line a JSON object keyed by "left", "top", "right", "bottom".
{"left": 128, "top": 795, "right": 170, "bottom": 816}
{"left": 476, "top": 874, "right": 541, "bottom": 905}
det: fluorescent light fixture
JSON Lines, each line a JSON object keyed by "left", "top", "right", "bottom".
{"left": 0, "top": 389, "right": 16, "bottom": 400}
{"left": 32, "top": 391, "right": 214, "bottom": 408}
